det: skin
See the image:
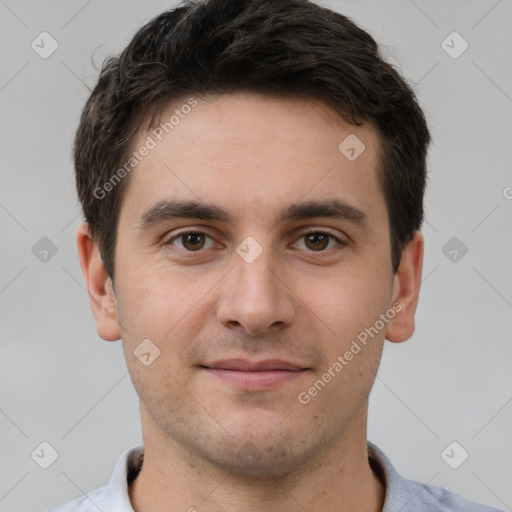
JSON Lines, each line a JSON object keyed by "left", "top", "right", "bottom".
{"left": 77, "top": 92, "right": 423, "bottom": 512}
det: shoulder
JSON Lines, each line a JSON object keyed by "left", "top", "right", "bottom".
{"left": 367, "top": 442, "right": 504, "bottom": 512}
{"left": 402, "top": 478, "right": 504, "bottom": 512}
{"left": 46, "top": 485, "right": 108, "bottom": 512}
{"left": 46, "top": 444, "right": 143, "bottom": 512}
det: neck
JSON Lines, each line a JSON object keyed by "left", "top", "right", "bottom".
{"left": 129, "top": 406, "right": 385, "bottom": 512}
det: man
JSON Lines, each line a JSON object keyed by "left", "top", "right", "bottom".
{"left": 49, "top": 0, "right": 502, "bottom": 510}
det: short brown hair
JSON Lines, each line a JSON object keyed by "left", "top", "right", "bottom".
{"left": 74, "top": 0, "right": 431, "bottom": 279}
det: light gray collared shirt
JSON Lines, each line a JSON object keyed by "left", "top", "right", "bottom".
{"left": 48, "top": 442, "right": 503, "bottom": 511}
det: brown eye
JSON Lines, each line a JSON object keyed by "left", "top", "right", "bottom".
{"left": 305, "top": 233, "right": 331, "bottom": 251}
{"left": 181, "top": 233, "right": 205, "bottom": 251}
{"left": 168, "top": 231, "right": 214, "bottom": 251}
{"left": 293, "top": 232, "right": 342, "bottom": 252}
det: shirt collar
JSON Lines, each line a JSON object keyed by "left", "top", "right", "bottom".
{"left": 101, "top": 444, "right": 143, "bottom": 511}
{"left": 367, "top": 441, "right": 445, "bottom": 511}
{"left": 100, "top": 442, "right": 429, "bottom": 512}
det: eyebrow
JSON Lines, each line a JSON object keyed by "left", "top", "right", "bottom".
{"left": 137, "top": 198, "right": 369, "bottom": 231}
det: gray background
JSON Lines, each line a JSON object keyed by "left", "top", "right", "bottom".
{"left": 1, "top": 0, "right": 511, "bottom": 511}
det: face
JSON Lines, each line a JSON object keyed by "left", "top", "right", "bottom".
{"left": 83, "top": 93, "right": 419, "bottom": 478}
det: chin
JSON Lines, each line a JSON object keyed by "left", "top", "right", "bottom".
{"left": 206, "top": 443, "right": 306, "bottom": 479}
{"left": 190, "top": 426, "right": 317, "bottom": 479}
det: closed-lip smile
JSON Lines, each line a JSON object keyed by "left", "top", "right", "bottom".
{"left": 200, "top": 358, "right": 309, "bottom": 391}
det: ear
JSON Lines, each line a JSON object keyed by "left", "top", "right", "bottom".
{"left": 385, "top": 231, "right": 424, "bottom": 343}
{"left": 76, "top": 222, "right": 121, "bottom": 341}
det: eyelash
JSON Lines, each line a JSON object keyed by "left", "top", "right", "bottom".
{"left": 164, "top": 229, "right": 345, "bottom": 255}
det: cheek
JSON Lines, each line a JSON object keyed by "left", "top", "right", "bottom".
{"left": 115, "top": 264, "right": 215, "bottom": 359}
{"left": 115, "top": 271, "right": 203, "bottom": 405}
{"left": 303, "top": 267, "right": 391, "bottom": 340}
{"left": 299, "top": 276, "right": 388, "bottom": 406}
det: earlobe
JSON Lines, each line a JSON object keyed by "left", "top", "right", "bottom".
{"left": 76, "top": 222, "right": 121, "bottom": 341}
{"left": 385, "top": 231, "right": 424, "bottom": 343}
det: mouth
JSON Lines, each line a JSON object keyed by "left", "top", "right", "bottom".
{"left": 199, "top": 359, "right": 310, "bottom": 391}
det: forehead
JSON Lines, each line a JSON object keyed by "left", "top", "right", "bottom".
{"left": 123, "top": 92, "right": 386, "bottom": 227}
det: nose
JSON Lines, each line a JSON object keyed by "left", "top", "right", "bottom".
{"left": 216, "top": 248, "right": 296, "bottom": 336}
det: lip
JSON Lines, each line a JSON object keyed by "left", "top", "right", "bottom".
{"left": 204, "top": 359, "right": 305, "bottom": 371}
{"left": 200, "top": 359, "right": 309, "bottom": 391}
